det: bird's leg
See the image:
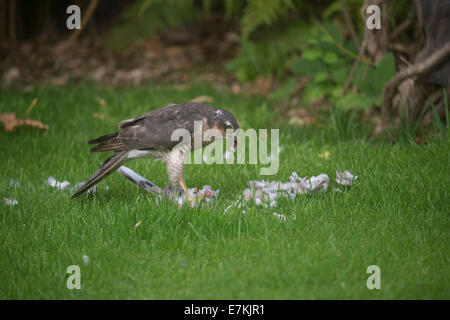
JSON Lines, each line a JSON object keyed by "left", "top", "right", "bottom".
{"left": 180, "top": 179, "right": 196, "bottom": 202}
{"left": 165, "top": 147, "right": 196, "bottom": 203}
{"left": 165, "top": 184, "right": 182, "bottom": 201}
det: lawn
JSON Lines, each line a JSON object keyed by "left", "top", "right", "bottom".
{"left": 0, "top": 83, "right": 449, "bottom": 299}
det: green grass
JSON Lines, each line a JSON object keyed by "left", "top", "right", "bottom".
{"left": 1, "top": 83, "right": 449, "bottom": 299}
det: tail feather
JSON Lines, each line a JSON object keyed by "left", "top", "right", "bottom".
{"left": 71, "top": 151, "right": 128, "bottom": 199}
{"left": 90, "top": 142, "right": 124, "bottom": 153}
{"left": 88, "top": 132, "right": 125, "bottom": 153}
{"left": 88, "top": 132, "right": 118, "bottom": 144}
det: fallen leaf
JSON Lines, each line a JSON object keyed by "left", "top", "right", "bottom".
{"left": 288, "top": 116, "right": 315, "bottom": 126}
{"left": 253, "top": 76, "right": 273, "bottom": 95}
{"left": 91, "top": 67, "right": 108, "bottom": 82}
{"left": 0, "top": 98, "right": 48, "bottom": 133}
{"left": 287, "top": 108, "right": 315, "bottom": 126}
{"left": 3, "top": 67, "right": 20, "bottom": 85}
{"left": 231, "top": 82, "right": 241, "bottom": 94}
{"left": 414, "top": 136, "right": 427, "bottom": 144}
{"left": 96, "top": 97, "right": 107, "bottom": 107}
{"left": 0, "top": 113, "right": 19, "bottom": 131}
{"left": 93, "top": 112, "right": 108, "bottom": 120}
{"left": 173, "top": 83, "right": 191, "bottom": 91}
{"left": 21, "top": 118, "right": 50, "bottom": 131}
{"left": 190, "top": 95, "right": 214, "bottom": 103}
{"left": 165, "top": 46, "right": 183, "bottom": 57}
{"left": 0, "top": 112, "right": 49, "bottom": 133}
{"left": 51, "top": 75, "right": 68, "bottom": 86}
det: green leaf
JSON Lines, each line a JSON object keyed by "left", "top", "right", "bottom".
{"left": 270, "top": 78, "right": 297, "bottom": 100}
{"left": 344, "top": 38, "right": 359, "bottom": 57}
{"left": 337, "top": 93, "right": 360, "bottom": 110}
{"left": 373, "top": 52, "right": 396, "bottom": 93}
{"left": 322, "top": 52, "right": 339, "bottom": 64}
{"left": 302, "top": 85, "right": 326, "bottom": 104}
{"left": 313, "top": 71, "right": 329, "bottom": 83}
{"left": 358, "top": 95, "right": 379, "bottom": 109}
{"left": 331, "top": 66, "right": 349, "bottom": 84}
{"left": 315, "top": 42, "right": 344, "bottom": 61}
{"left": 241, "top": 0, "right": 295, "bottom": 39}
{"left": 337, "top": 93, "right": 378, "bottom": 110}
{"left": 354, "top": 54, "right": 396, "bottom": 98}
{"left": 323, "top": 23, "right": 343, "bottom": 45}
{"left": 302, "top": 49, "right": 322, "bottom": 60}
{"left": 291, "top": 59, "right": 327, "bottom": 75}
{"left": 323, "top": 1, "right": 342, "bottom": 20}
{"left": 352, "top": 64, "right": 377, "bottom": 97}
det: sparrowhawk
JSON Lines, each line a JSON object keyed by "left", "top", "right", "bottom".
{"left": 71, "top": 102, "right": 239, "bottom": 201}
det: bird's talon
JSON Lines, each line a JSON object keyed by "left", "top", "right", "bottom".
{"left": 180, "top": 180, "right": 197, "bottom": 204}
{"left": 187, "top": 195, "right": 197, "bottom": 203}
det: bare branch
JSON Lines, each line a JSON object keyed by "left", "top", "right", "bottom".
{"left": 390, "top": 19, "right": 412, "bottom": 41}
{"left": 381, "top": 41, "right": 450, "bottom": 128}
{"left": 339, "top": 0, "right": 360, "bottom": 49}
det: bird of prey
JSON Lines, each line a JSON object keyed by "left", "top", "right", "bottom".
{"left": 71, "top": 102, "right": 239, "bottom": 201}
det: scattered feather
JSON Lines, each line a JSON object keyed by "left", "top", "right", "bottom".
{"left": 72, "top": 182, "right": 100, "bottom": 195}
{"left": 3, "top": 197, "right": 18, "bottom": 206}
{"left": 335, "top": 170, "right": 358, "bottom": 186}
{"left": 202, "top": 154, "right": 211, "bottom": 162}
{"left": 243, "top": 189, "right": 252, "bottom": 202}
{"left": 224, "top": 150, "right": 233, "bottom": 160}
{"left": 45, "top": 176, "right": 71, "bottom": 191}
{"left": 224, "top": 197, "right": 245, "bottom": 213}
{"left": 272, "top": 212, "right": 287, "bottom": 221}
{"left": 225, "top": 172, "right": 333, "bottom": 214}
{"left": 86, "top": 185, "right": 97, "bottom": 195}
{"left": 9, "top": 179, "right": 20, "bottom": 188}
{"left": 187, "top": 185, "right": 220, "bottom": 205}
{"left": 82, "top": 254, "right": 90, "bottom": 265}
{"left": 270, "top": 145, "right": 284, "bottom": 159}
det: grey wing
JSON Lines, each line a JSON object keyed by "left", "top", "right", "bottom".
{"left": 118, "top": 104, "right": 178, "bottom": 129}
{"left": 117, "top": 104, "right": 204, "bottom": 150}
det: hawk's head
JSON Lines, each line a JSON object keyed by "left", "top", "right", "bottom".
{"left": 213, "top": 109, "right": 240, "bottom": 149}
